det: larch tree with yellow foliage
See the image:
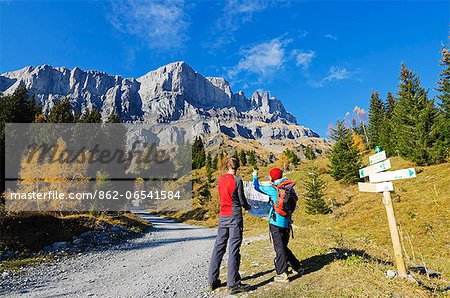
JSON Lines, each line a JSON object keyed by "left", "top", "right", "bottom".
{"left": 15, "top": 138, "right": 89, "bottom": 212}
{"left": 352, "top": 132, "right": 366, "bottom": 152}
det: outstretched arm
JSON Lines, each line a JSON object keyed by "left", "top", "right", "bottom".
{"left": 252, "top": 170, "right": 273, "bottom": 196}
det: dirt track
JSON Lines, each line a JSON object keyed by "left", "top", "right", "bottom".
{"left": 0, "top": 212, "right": 217, "bottom": 298}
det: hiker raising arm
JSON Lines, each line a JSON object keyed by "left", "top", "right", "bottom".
{"left": 252, "top": 169, "right": 273, "bottom": 196}
{"left": 252, "top": 168, "right": 302, "bottom": 283}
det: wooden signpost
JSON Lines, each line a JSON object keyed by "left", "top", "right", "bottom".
{"left": 358, "top": 181, "right": 393, "bottom": 192}
{"left": 358, "top": 150, "right": 416, "bottom": 278}
{"left": 369, "top": 150, "right": 387, "bottom": 165}
{"left": 369, "top": 168, "right": 416, "bottom": 183}
{"left": 359, "top": 159, "right": 391, "bottom": 178}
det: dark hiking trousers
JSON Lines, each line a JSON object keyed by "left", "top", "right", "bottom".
{"left": 269, "top": 223, "right": 301, "bottom": 274}
{"left": 208, "top": 216, "right": 243, "bottom": 287}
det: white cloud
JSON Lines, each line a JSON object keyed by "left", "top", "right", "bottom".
{"left": 323, "top": 66, "right": 350, "bottom": 81}
{"left": 295, "top": 50, "right": 315, "bottom": 69}
{"left": 311, "top": 66, "right": 357, "bottom": 87}
{"left": 108, "top": 0, "right": 189, "bottom": 51}
{"left": 324, "top": 34, "right": 338, "bottom": 40}
{"left": 297, "top": 30, "right": 309, "bottom": 38}
{"left": 227, "top": 37, "right": 320, "bottom": 83}
{"left": 230, "top": 0, "right": 271, "bottom": 14}
{"left": 206, "top": 0, "right": 277, "bottom": 50}
{"left": 228, "top": 37, "right": 291, "bottom": 79}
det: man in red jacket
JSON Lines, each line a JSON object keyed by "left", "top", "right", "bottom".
{"left": 208, "top": 157, "right": 251, "bottom": 294}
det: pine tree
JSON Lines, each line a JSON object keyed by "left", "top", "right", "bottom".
{"left": 205, "top": 152, "right": 211, "bottom": 169}
{"left": 416, "top": 98, "right": 439, "bottom": 164}
{"left": 205, "top": 152, "right": 213, "bottom": 182}
{"left": 436, "top": 46, "right": 450, "bottom": 160}
{"left": 392, "top": 64, "right": 439, "bottom": 165}
{"left": 73, "top": 110, "right": 81, "bottom": 123}
{"left": 192, "top": 136, "right": 206, "bottom": 169}
{"left": 106, "top": 111, "right": 121, "bottom": 123}
{"left": 378, "top": 92, "right": 396, "bottom": 155}
{"left": 304, "top": 144, "right": 316, "bottom": 160}
{"left": 248, "top": 150, "right": 256, "bottom": 166}
{"left": 197, "top": 183, "right": 212, "bottom": 206}
{"left": 329, "top": 120, "right": 362, "bottom": 184}
{"left": 283, "top": 148, "right": 300, "bottom": 166}
{"left": 291, "top": 150, "right": 299, "bottom": 166}
{"left": 368, "top": 91, "right": 384, "bottom": 148}
{"left": 232, "top": 150, "right": 239, "bottom": 159}
{"left": 238, "top": 150, "right": 247, "bottom": 166}
{"left": 79, "top": 108, "right": 102, "bottom": 123}
{"left": 303, "top": 165, "right": 331, "bottom": 215}
{"left": 385, "top": 92, "right": 396, "bottom": 117}
{"left": 211, "top": 154, "right": 218, "bottom": 170}
{"left": 0, "top": 86, "right": 40, "bottom": 124}
{"left": 174, "top": 141, "right": 192, "bottom": 176}
{"left": 0, "top": 86, "right": 41, "bottom": 204}
{"left": 47, "top": 98, "right": 74, "bottom": 123}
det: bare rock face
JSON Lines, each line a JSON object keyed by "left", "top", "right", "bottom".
{"left": 0, "top": 61, "right": 324, "bottom": 152}
{"left": 0, "top": 65, "right": 142, "bottom": 120}
{"left": 206, "top": 77, "right": 233, "bottom": 98}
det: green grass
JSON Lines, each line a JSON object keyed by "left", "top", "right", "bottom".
{"left": 169, "top": 154, "right": 450, "bottom": 297}
{"left": 0, "top": 256, "right": 52, "bottom": 272}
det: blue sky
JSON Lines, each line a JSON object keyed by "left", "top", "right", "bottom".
{"left": 0, "top": 0, "right": 448, "bottom": 136}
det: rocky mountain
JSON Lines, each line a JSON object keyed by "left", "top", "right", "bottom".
{"left": 0, "top": 62, "right": 330, "bottom": 153}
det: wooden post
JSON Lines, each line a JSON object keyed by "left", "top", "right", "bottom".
{"left": 382, "top": 191, "right": 407, "bottom": 277}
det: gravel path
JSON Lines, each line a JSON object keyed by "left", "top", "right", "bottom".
{"left": 0, "top": 212, "right": 217, "bottom": 298}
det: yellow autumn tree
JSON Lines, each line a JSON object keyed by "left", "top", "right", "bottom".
{"left": 278, "top": 153, "right": 291, "bottom": 171}
{"left": 216, "top": 153, "right": 228, "bottom": 178}
{"left": 352, "top": 132, "right": 366, "bottom": 152}
{"left": 13, "top": 138, "right": 89, "bottom": 212}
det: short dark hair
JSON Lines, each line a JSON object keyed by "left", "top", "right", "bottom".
{"left": 227, "top": 156, "right": 240, "bottom": 170}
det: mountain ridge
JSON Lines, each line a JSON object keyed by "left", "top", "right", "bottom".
{"left": 0, "top": 62, "right": 329, "bottom": 153}
{"left": 1, "top": 61, "right": 298, "bottom": 123}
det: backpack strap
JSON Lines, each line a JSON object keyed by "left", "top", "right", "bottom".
{"left": 275, "top": 180, "right": 295, "bottom": 189}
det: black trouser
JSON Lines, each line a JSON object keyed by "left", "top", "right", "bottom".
{"left": 208, "top": 216, "right": 243, "bottom": 287}
{"left": 269, "top": 223, "right": 301, "bottom": 274}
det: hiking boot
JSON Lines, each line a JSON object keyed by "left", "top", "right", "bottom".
{"left": 209, "top": 279, "right": 221, "bottom": 291}
{"left": 274, "top": 272, "right": 290, "bottom": 283}
{"left": 229, "top": 283, "right": 251, "bottom": 294}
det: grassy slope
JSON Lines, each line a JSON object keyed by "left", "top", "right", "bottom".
{"left": 165, "top": 155, "right": 450, "bottom": 297}
{"left": 239, "top": 156, "right": 450, "bottom": 298}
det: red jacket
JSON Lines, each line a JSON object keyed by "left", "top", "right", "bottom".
{"left": 218, "top": 173, "right": 250, "bottom": 217}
